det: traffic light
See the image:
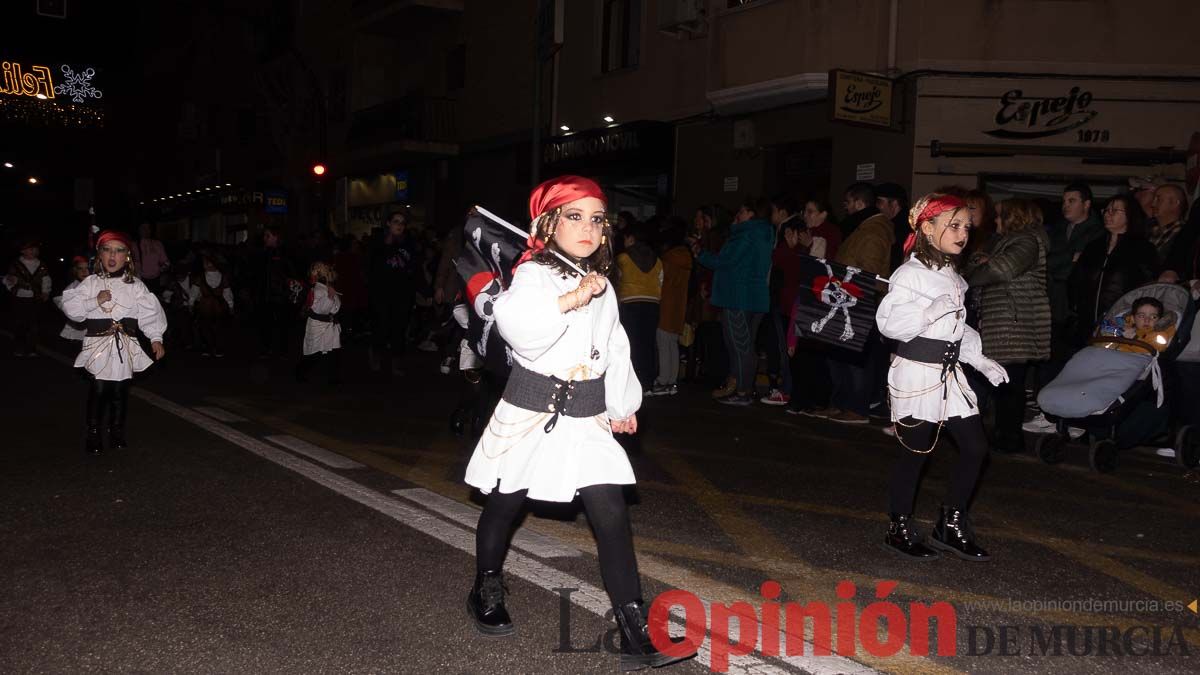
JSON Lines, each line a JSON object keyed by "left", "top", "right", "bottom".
{"left": 311, "top": 163, "right": 327, "bottom": 177}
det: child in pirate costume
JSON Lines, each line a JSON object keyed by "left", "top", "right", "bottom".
{"left": 53, "top": 256, "right": 92, "bottom": 347}
{"left": 463, "top": 176, "right": 694, "bottom": 671}
{"left": 876, "top": 194, "right": 1009, "bottom": 562}
{"left": 4, "top": 239, "right": 52, "bottom": 356}
{"left": 62, "top": 230, "right": 167, "bottom": 455}
{"left": 297, "top": 261, "right": 342, "bottom": 384}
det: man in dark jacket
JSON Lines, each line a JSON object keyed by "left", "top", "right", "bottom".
{"left": 369, "top": 210, "right": 417, "bottom": 376}
{"left": 1040, "top": 182, "right": 1104, "bottom": 387}
{"left": 251, "top": 227, "right": 300, "bottom": 357}
{"left": 875, "top": 183, "right": 910, "bottom": 273}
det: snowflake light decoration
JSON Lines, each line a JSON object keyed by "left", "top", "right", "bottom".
{"left": 54, "top": 65, "right": 103, "bottom": 104}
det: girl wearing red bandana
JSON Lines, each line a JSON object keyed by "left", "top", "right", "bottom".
{"left": 463, "top": 176, "right": 694, "bottom": 671}
{"left": 875, "top": 194, "right": 1009, "bottom": 562}
{"left": 61, "top": 230, "right": 168, "bottom": 455}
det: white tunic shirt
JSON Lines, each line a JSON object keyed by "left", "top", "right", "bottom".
{"left": 464, "top": 261, "right": 642, "bottom": 502}
{"left": 62, "top": 274, "right": 167, "bottom": 381}
{"left": 876, "top": 256, "right": 987, "bottom": 423}
{"left": 302, "top": 283, "right": 342, "bottom": 355}
{"left": 54, "top": 279, "right": 86, "bottom": 340}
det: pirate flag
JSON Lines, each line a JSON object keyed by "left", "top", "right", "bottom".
{"left": 791, "top": 254, "right": 880, "bottom": 352}
{"left": 453, "top": 210, "right": 524, "bottom": 372}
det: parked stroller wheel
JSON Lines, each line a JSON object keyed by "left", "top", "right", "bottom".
{"left": 1088, "top": 439, "right": 1119, "bottom": 473}
{"left": 1035, "top": 433, "right": 1068, "bottom": 464}
{"left": 1175, "top": 426, "right": 1199, "bottom": 469}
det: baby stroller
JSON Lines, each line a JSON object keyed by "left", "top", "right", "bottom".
{"left": 1034, "top": 283, "right": 1197, "bottom": 473}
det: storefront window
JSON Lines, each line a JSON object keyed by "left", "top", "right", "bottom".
{"left": 601, "top": 0, "right": 640, "bottom": 73}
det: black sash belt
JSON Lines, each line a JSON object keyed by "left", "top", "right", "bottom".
{"left": 502, "top": 362, "right": 607, "bottom": 433}
{"left": 85, "top": 318, "right": 141, "bottom": 364}
{"left": 895, "top": 337, "right": 970, "bottom": 406}
{"left": 307, "top": 309, "right": 339, "bottom": 323}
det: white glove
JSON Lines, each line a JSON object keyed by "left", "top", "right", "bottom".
{"left": 924, "top": 294, "right": 962, "bottom": 324}
{"left": 977, "top": 358, "right": 1009, "bottom": 387}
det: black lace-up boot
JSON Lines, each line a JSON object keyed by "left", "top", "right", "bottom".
{"left": 613, "top": 599, "right": 696, "bottom": 671}
{"left": 883, "top": 513, "right": 939, "bottom": 560}
{"left": 466, "top": 569, "right": 513, "bottom": 636}
{"left": 928, "top": 505, "right": 991, "bottom": 561}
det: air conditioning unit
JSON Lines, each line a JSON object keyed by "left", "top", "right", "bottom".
{"left": 657, "top": 0, "right": 707, "bottom": 38}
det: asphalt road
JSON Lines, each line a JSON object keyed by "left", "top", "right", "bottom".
{"left": 2, "top": 327, "right": 1198, "bottom": 675}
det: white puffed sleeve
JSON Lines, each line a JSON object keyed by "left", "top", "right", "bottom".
{"left": 875, "top": 266, "right": 929, "bottom": 342}
{"left": 310, "top": 283, "right": 341, "bottom": 315}
{"left": 959, "top": 325, "right": 986, "bottom": 368}
{"left": 493, "top": 264, "right": 568, "bottom": 362}
{"left": 604, "top": 306, "right": 643, "bottom": 420}
{"left": 222, "top": 286, "right": 235, "bottom": 310}
{"left": 135, "top": 282, "right": 168, "bottom": 342}
{"left": 61, "top": 276, "right": 97, "bottom": 322}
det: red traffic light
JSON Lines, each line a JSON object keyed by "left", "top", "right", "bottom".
{"left": 312, "top": 163, "right": 327, "bottom": 177}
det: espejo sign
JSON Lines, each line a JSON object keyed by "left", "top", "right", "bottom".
{"left": 985, "top": 86, "right": 1099, "bottom": 140}
{"left": 830, "top": 69, "right": 894, "bottom": 129}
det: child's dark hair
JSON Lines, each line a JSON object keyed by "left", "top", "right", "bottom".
{"left": 1131, "top": 296, "right": 1163, "bottom": 317}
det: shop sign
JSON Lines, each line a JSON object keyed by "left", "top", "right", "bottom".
{"left": 830, "top": 69, "right": 893, "bottom": 129}
{"left": 984, "top": 86, "right": 1098, "bottom": 140}
{"left": 855, "top": 163, "right": 876, "bottom": 181}
{"left": 542, "top": 121, "right": 673, "bottom": 172}
{"left": 723, "top": 176, "right": 739, "bottom": 192}
{"left": 394, "top": 171, "right": 409, "bottom": 201}
{"left": 265, "top": 191, "right": 287, "bottom": 215}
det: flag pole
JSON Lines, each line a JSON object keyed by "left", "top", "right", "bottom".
{"left": 473, "top": 204, "right": 587, "bottom": 276}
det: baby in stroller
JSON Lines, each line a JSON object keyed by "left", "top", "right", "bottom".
{"left": 1035, "top": 283, "right": 1196, "bottom": 472}
{"left": 1094, "top": 296, "right": 1177, "bottom": 354}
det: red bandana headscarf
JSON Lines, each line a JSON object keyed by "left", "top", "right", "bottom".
{"left": 96, "top": 230, "right": 133, "bottom": 251}
{"left": 903, "top": 195, "right": 966, "bottom": 255}
{"left": 517, "top": 175, "right": 607, "bottom": 268}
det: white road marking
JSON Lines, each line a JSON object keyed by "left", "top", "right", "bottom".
{"left": 130, "top": 387, "right": 881, "bottom": 674}
{"left": 392, "top": 488, "right": 579, "bottom": 558}
{"left": 193, "top": 406, "right": 249, "bottom": 423}
{"left": 265, "top": 434, "right": 365, "bottom": 469}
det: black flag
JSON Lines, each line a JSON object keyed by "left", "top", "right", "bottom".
{"left": 791, "top": 254, "right": 880, "bottom": 352}
{"left": 453, "top": 211, "right": 526, "bottom": 372}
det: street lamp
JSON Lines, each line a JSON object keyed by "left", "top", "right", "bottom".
{"left": 27, "top": 177, "right": 38, "bottom": 184}
{"left": 312, "top": 163, "right": 327, "bottom": 177}
{"left": 3, "top": 162, "right": 12, "bottom": 168}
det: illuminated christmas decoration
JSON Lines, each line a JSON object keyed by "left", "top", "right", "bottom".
{"left": 0, "top": 61, "right": 56, "bottom": 99}
{"left": 0, "top": 97, "right": 105, "bottom": 127}
{"left": 54, "top": 65, "right": 102, "bottom": 104}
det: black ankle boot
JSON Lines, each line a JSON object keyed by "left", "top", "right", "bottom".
{"left": 883, "top": 513, "right": 939, "bottom": 561}
{"left": 928, "top": 505, "right": 991, "bottom": 561}
{"left": 466, "top": 570, "right": 513, "bottom": 636}
{"left": 613, "top": 599, "right": 696, "bottom": 671}
{"left": 85, "top": 426, "right": 103, "bottom": 455}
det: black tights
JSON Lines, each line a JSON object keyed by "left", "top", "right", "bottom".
{"left": 888, "top": 415, "right": 989, "bottom": 514}
{"left": 476, "top": 483, "right": 642, "bottom": 607}
{"left": 86, "top": 378, "right": 130, "bottom": 430}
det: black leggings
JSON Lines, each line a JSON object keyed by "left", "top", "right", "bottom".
{"left": 86, "top": 378, "right": 130, "bottom": 429}
{"left": 476, "top": 483, "right": 641, "bottom": 607}
{"left": 889, "top": 415, "right": 989, "bottom": 514}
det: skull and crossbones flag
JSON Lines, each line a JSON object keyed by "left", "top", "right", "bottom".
{"left": 791, "top": 254, "right": 880, "bottom": 352}
{"left": 453, "top": 211, "right": 523, "bottom": 372}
